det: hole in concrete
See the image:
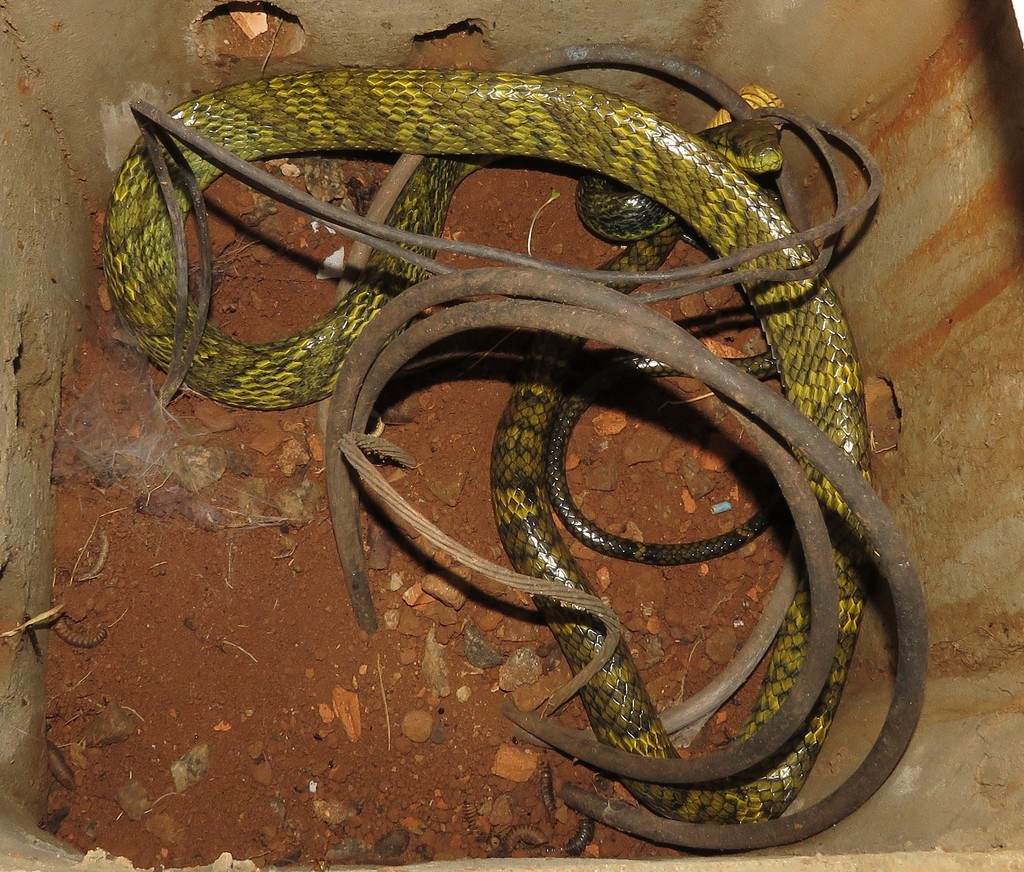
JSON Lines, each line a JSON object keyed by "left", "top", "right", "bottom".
{"left": 411, "top": 18, "right": 487, "bottom": 44}
{"left": 195, "top": 2, "right": 304, "bottom": 62}
{"left": 11, "top": 311, "right": 52, "bottom": 432}
{"left": 408, "top": 19, "right": 494, "bottom": 68}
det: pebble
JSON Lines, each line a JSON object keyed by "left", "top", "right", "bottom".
{"left": 498, "top": 647, "right": 542, "bottom": 692}
{"left": 248, "top": 422, "right": 286, "bottom": 456}
{"left": 252, "top": 761, "right": 273, "bottom": 785}
{"left": 366, "top": 524, "right": 394, "bottom": 571}
{"left": 276, "top": 438, "right": 310, "bottom": 476}
{"left": 374, "top": 826, "right": 411, "bottom": 858}
{"left": 144, "top": 812, "right": 184, "bottom": 845}
{"left": 115, "top": 779, "right": 151, "bottom": 821}
{"left": 193, "top": 401, "right": 237, "bottom": 433}
{"left": 491, "top": 743, "right": 538, "bottom": 782}
{"left": 422, "top": 628, "right": 451, "bottom": 698}
{"left": 171, "top": 742, "right": 210, "bottom": 792}
{"left": 705, "top": 626, "right": 739, "bottom": 666}
{"left": 302, "top": 156, "right": 352, "bottom": 203}
{"left": 592, "top": 409, "right": 627, "bottom": 436}
{"left": 462, "top": 623, "right": 504, "bottom": 669}
{"left": 83, "top": 704, "right": 136, "bottom": 747}
{"left": 312, "top": 796, "right": 359, "bottom": 828}
{"left": 401, "top": 710, "right": 434, "bottom": 744}
{"left": 420, "top": 573, "right": 467, "bottom": 610}
{"left": 488, "top": 794, "right": 514, "bottom": 827}
{"left": 424, "top": 468, "right": 467, "bottom": 507}
{"left": 510, "top": 668, "right": 567, "bottom": 712}
{"left": 582, "top": 459, "right": 618, "bottom": 492}
{"left": 639, "top": 632, "right": 665, "bottom": 667}
{"left": 456, "top": 685, "right": 472, "bottom": 703}
{"left": 235, "top": 477, "right": 270, "bottom": 518}
{"left": 326, "top": 838, "right": 370, "bottom": 863}
{"left": 274, "top": 478, "right": 322, "bottom": 525}
{"left": 169, "top": 445, "right": 227, "bottom": 492}
{"left": 623, "top": 427, "right": 673, "bottom": 465}
{"left": 675, "top": 452, "right": 715, "bottom": 498}
{"left": 395, "top": 607, "right": 426, "bottom": 637}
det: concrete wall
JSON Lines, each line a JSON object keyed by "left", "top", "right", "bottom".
{"left": 2, "top": 0, "right": 1024, "bottom": 867}
{"left": 0, "top": 9, "right": 91, "bottom": 819}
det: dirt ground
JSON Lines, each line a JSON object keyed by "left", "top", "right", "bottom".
{"left": 42, "top": 48, "right": 798, "bottom": 861}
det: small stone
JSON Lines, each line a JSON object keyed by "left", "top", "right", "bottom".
{"left": 396, "top": 607, "right": 425, "bottom": 637}
{"left": 274, "top": 478, "right": 322, "bottom": 524}
{"left": 276, "top": 438, "right": 311, "bottom": 476}
{"left": 115, "top": 779, "right": 151, "bottom": 821}
{"left": 498, "top": 647, "right": 542, "bottom": 692}
{"left": 456, "top": 685, "right": 472, "bottom": 703}
{"left": 640, "top": 632, "right": 665, "bottom": 667}
{"left": 705, "top": 627, "right": 739, "bottom": 666}
{"left": 510, "top": 669, "right": 566, "bottom": 712}
{"left": 366, "top": 525, "right": 394, "bottom": 571}
{"left": 422, "top": 628, "right": 451, "bottom": 698}
{"left": 623, "top": 427, "right": 673, "bottom": 465}
{"left": 402, "top": 710, "right": 434, "bottom": 744}
{"left": 423, "top": 602, "right": 459, "bottom": 627}
{"left": 169, "top": 444, "right": 228, "bottom": 492}
{"left": 143, "top": 812, "right": 184, "bottom": 845}
{"left": 248, "top": 422, "right": 286, "bottom": 456}
{"left": 313, "top": 796, "right": 359, "bottom": 828}
{"left": 326, "top": 837, "right": 370, "bottom": 863}
{"left": 495, "top": 621, "right": 539, "bottom": 642}
{"left": 488, "top": 794, "right": 514, "bottom": 827}
{"left": 374, "top": 826, "right": 411, "bottom": 858}
{"left": 592, "top": 410, "right": 627, "bottom": 436}
{"left": 193, "top": 401, "right": 237, "bottom": 433}
{"left": 210, "top": 853, "right": 235, "bottom": 872}
{"left": 171, "top": 742, "right": 210, "bottom": 792}
{"left": 302, "top": 157, "right": 352, "bottom": 203}
{"left": 252, "top": 761, "right": 274, "bottom": 786}
{"left": 83, "top": 704, "right": 136, "bottom": 747}
{"left": 462, "top": 623, "right": 504, "bottom": 669}
{"left": 425, "top": 469, "right": 467, "bottom": 507}
{"left": 420, "top": 574, "right": 467, "bottom": 610}
{"left": 582, "top": 459, "right": 618, "bottom": 492}
{"left": 236, "top": 477, "right": 270, "bottom": 517}
{"left": 676, "top": 452, "right": 714, "bottom": 499}
{"left": 491, "top": 743, "right": 538, "bottom": 782}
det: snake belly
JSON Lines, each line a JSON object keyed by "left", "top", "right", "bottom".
{"left": 103, "top": 68, "right": 870, "bottom": 823}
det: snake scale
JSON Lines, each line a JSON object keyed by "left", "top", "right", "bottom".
{"left": 103, "top": 68, "right": 870, "bottom": 824}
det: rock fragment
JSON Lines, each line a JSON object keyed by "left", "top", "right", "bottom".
{"left": 171, "top": 742, "right": 210, "bottom": 792}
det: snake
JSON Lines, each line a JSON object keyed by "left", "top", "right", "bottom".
{"left": 102, "top": 68, "right": 870, "bottom": 824}
{"left": 546, "top": 116, "right": 784, "bottom": 568}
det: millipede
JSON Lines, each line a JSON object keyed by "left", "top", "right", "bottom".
{"left": 51, "top": 615, "right": 108, "bottom": 648}
{"left": 500, "top": 824, "right": 548, "bottom": 855}
{"left": 564, "top": 816, "right": 596, "bottom": 856}
{"left": 46, "top": 740, "right": 76, "bottom": 790}
{"left": 538, "top": 760, "right": 557, "bottom": 819}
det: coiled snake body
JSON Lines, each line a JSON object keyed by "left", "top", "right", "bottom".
{"left": 104, "top": 69, "right": 869, "bottom": 823}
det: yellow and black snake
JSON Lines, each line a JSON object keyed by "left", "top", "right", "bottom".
{"left": 103, "top": 68, "right": 870, "bottom": 824}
